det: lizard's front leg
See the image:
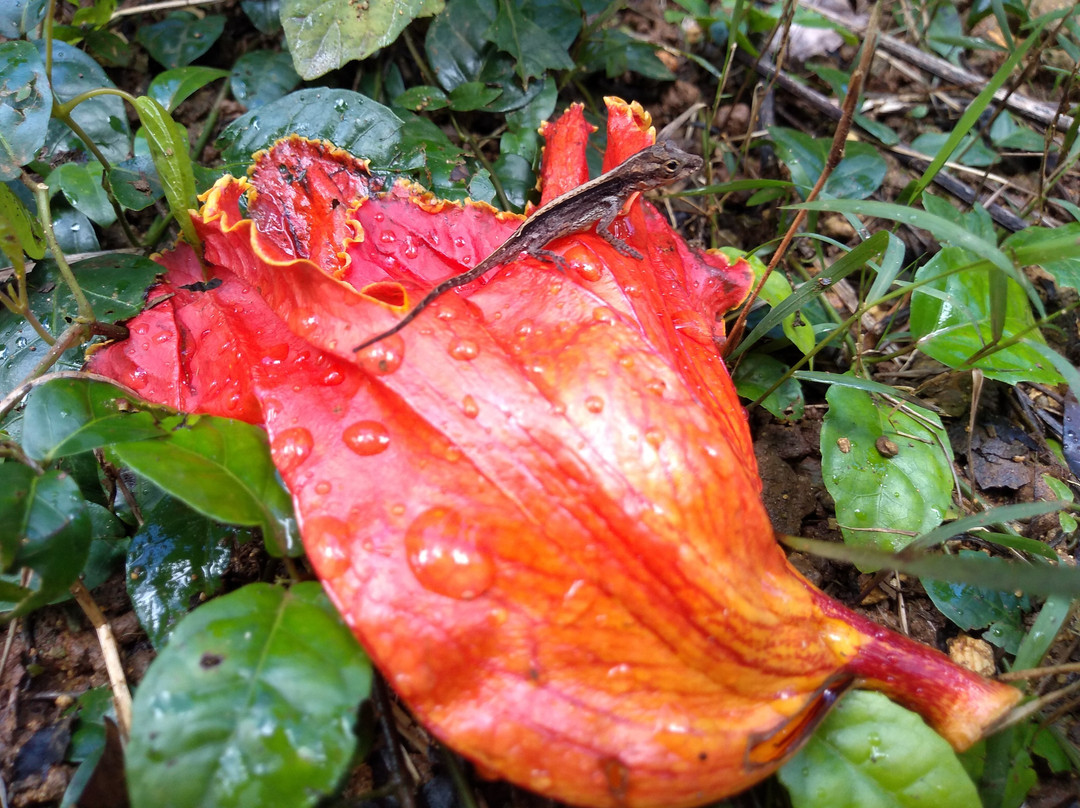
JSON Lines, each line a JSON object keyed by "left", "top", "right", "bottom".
{"left": 594, "top": 199, "right": 644, "bottom": 260}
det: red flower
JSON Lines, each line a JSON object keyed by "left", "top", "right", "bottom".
{"left": 89, "top": 99, "right": 1018, "bottom": 807}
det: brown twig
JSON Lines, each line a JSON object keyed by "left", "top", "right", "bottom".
{"left": 725, "top": 3, "right": 882, "bottom": 356}
{"left": 999, "top": 662, "right": 1080, "bottom": 683}
{"left": 70, "top": 580, "right": 133, "bottom": 740}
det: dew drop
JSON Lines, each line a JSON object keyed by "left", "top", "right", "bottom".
{"left": 315, "top": 481, "right": 331, "bottom": 495}
{"left": 461, "top": 394, "right": 479, "bottom": 419}
{"left": 515, "top": 319, "right": 534, "bottom": 338}
{"left": 592, "top": 307, "right": 615, "bottom": 324}
{"left": 133, "top": 322, "right": 149, "bottom": 335}
{"left": 448, "top": 337, "right": 479, "bottom": 361}
{"left": 320, "top": 369, "right": 344, "bottom": 386}
{"left": 357, "top": 334, "right": 405, "bottom": 375}
{"left": 271, "top": 427, "right": 314, "bottom": 473}
{"left": 128, "top": 368, "right": 149, "bottom": 390}
{"left": 644, "top": 427, "right": 665, "bottom": 449}
{"left": 574, "top": 258, "right": 603, "bottom": 282}
{"left": 303, "top": 515, "right": 350, "bottom": 578}
{"left": 404, "top": 507, "right": 495, "bottom": 600}
{"left": 584, "top": 395, "right": 605, "bottom": 414}
{"left": 644, "top": 377, "right": 666, "bottom": 396}
{"left": 343, "top": 420, "right": 390, "bottom": 456}
{"left": 380, "top": 230, "right": 396, "bottom": 244}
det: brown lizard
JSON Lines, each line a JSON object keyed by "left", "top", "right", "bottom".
{"left": 353, "top": 140, "right": 703, "bottom": 352}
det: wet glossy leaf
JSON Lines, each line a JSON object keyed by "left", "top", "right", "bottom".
{"left": 281, "top": 0, "right": 443, "bottom": 79}
{"left": 912, "top": 132, "right": 998, "bottom": 167}
{"left": 768, "top": 127, "right": 886, "bottom": 199}
{"left": 923, "top": 551, "right": 1031, "bottom": 654}
{"left": 0, "top": 259, "right": 85, "bottom": 392}
{"left": 909, "top": 246, "right": 1063, "bottom": 385}
{"left": 0, "top": 466, "right": 91, "bottom": 617}
{"left": 38, "top": 40, "right": 130, "bottom": 164}
{"left": 447, "top": 81, "right": 502, "bottom": 111}
{"left": 821, "top": 382, "right": 954, "bottom": 555}
{"left": 394, "top": 84, "right": 451, "bottom": 112}
{"left": 579, "top": 28, "right": 675, "bottom": 80}
{"left": 136, "top": 12, "right": 225, "bottom": 68}
{"left": 779, "top": 691, "right": 980, "bottom": 808}
{"left": 108, "top": 154, "right": 164, "bottom": 211}
{"left": 127, "top": 497, "right": 235, "bottom": 647}
{"left": 229, "top": 51, "right": 299, "bottom": 110}
{"left": 126, "top": 582, "right": 372, "bottom": 808}
{"left": 51, "top": 205, "right": 99, "bottom": 254}
{"left": 48, "top": 162, "right": 115, "bottom": 226}
{"left": 109, "top": 415, "right": 299, "bottom": 556}
{"left": 0, "top": 40, "right": 51, "bottom": 181}
{"left": 218, "top": 89, "right": 407, "bottom": 172}
{"left": 132, "top": 95, "right": 199, "bottom": 246}
{"left": 733, "top": 353, "right": 804, "bottom": 420}
{"left": 22, "top": 377, "right": 177, "bottom": 463}
{"left": 486, "top": 0, "right": 574, "bottom": 83}
{"left": 53, "top": 253, "right": 163, "bottom": 322}
{"left": 147, "top": 66, "right": 230, "bottom": 112}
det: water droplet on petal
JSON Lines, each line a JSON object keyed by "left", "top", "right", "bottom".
{"left": 592, "top": 307, "right": 615, "bottom": 324}
{"left": 573, "top": 258, "right": 603, "bottom": 282}
{"left": 645, "top": 427, "right": 665, "bottom": 449}
{"left": 271, "top": 427, "right": 314, "bottom": 474}
{"left": 671, "top": 309, "right": 713, "bottom": 345}
{"left": 303, "top": 515, "right": 350, "bottom": 578}
{"left": 585, "top": 395, "right": 604, "bottom": 414}
{"left": 128, "top": 368, "right": 149, "bottom": 390}
{"left": 462, "top": 395, "right": 479, "bottom": 419}
{"left": 321, "top": 369, "right": 344, "bottom": 386}
{"left": 343, "top": 420, "right": 390, "bottom": 456}
{"left": 644, "top": 377, "right": 666, "bottom": 396}
{"left": 448, "top": 338, "right": 479, "bottom": 361}
{"left": 357, "top": 334, "right": 405, "bottom": 375}
{"left": 315, "top": 481, "right": 331, "bottom": 495}
{"left": 405, "top": 507, "right": 494, "bottom": 600}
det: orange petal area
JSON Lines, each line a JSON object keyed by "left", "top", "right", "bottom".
{"left": 87, "top": 100, "right": 1020, "bottom": 808}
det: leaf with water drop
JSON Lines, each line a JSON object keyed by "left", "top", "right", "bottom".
{"left": 125, "top": 582, "right": 372, "bottom": 808}
{"left": 779, "top": 691, "right": 981, "bottom": 808}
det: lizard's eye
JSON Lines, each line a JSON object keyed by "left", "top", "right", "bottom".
{"left": 665, "top": 159, "right": 680, "bottom": 172}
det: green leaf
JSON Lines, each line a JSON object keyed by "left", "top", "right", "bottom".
{"left": 109, "top": 415, "right": 299, "bottom": 556}
{"left": 909, "top": 246, "right": 1062, "bottom": 385}
{"left": 1013, "top": 591, "right": 1074, "bottom": 670}
{"left": 733, "top": 353, "right": 804, "bottom": 419}
{"left": 22, "top": 377, "right": 177, "bottom": 463}
{"left": 578, "top": 27, "right": 675, "bottom": 80}
{"left": 108, "top": 154, "right": 165, "bottom": 211}
{"left": 281, "top": 0, "right": 443, "bottom": 80}
{"left": 229, "top": 51, "right": 300, "bottom": 110}
{"left": 780, "top": 691, "right": 980, "bottom": 808}
{"left": 394, "top": 84, "right": 452, "bottom": 113}
{"left": 912, "top": 132, "right": 999, "bottom": 167}
{"left": 446, "top": 81, "right": 502, "bottom": 111}
{"left": 135, "top": 12, "right": 226, "bottom": 68}
{"left": 0, "top": 0, "right": 48, "bottom": 38}
{"left": 0, "top": 180, "right": 46, "bottom": 259}
{"left": 424, "top": 0, "right": 548, "bottom": 112}
{"left": 923, "top": 551, "right": 1031, "bottom": 653}
{"left": 0, "top": 40, "right": 51, "bottom": 181}
{"left": 51, "top": 205, "right": 100, "bottom": 254}
{"left": 768, "top": 127, "right": 886, "bottom": 199}
{"left": 132, "top": 95, "right": 199, "bottom": 247}
{"left": 126, "top": 582, "right": 372, "bottom": 808}
{"left": 486, "top": 0, "right": 574, "bottom": 83}
{"left": 741, "top": 249, "right": 815, "bottom": 353}
{"left": 1003, "top": 223, "right": 1080, "bottom": 293}
{"left": 147, "top": 66, "right": 230, "bottom": 112}
{"left": 53, "top": 253, "right": 163, "bottom": 322}
{"left": 38, "top": 39, "right": 131, "bottom": 164}
{"left": 0, "top": 466, "right": 91, "bottom": 617}
{"left": 48, "top": 162, "right": 116, "bottom": 226}
{"left": 218, "top": 89, "right": 407, "bottom": 171}
{"left": 821, "top": 382, "right": 954, "bottom": 556}
{"left": 127, "top": 497, "right": 235, "bottom": 647}
{"left": 240, "top": 0, "right": 282, "bottom": 34}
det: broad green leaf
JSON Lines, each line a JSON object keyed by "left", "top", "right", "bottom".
{"left": 22, "top": 377, "right": 177, "bottom": 463}
{"left": 126, "top": 582, "right": 372, "bottom": 808}
{"left": 425, "top": 0, "right": 548, "bottom": 112}
{"left": 70, "top": 0, "right": 115, "bottom": 29}
{"left": 821, "top": 382, "right": 953, "bottom": 556}
{"left": 768, "top": 127, "right": 886, "bottom": 199}
{"left": 921, "top": 194, "right": 995, "bottom": 244}
{"left": 135, "top": 12, "right": 225, "bottom": 68}
{"left": 0, "top": 258, "right": 86, "bottom": 392}
{"left": 147, "top": 66, "right": 230, "bottom": 112}
{"left": 733, "top": 353, "right": 804, "bottom": 419}
{"left": 0, "top": 466, "right": 91, "bottom": 617}
{"left": 51, "top": 205, "right": 99, "bottom": 254}
{"left": 0, "top": 181, "right": 46, "bottom": 259}
{"left": 394, "top": 85, "right": 452, "bottom": 113}
{"left": 486, "top": 0, "right": 574, "bottom": 83}
{"left": 912, "top": 132, "right": 998, "bottom": 167}
{"left": 240, "top": 0, "right": 282, "bottom": 34}
{"left": 229, "top": 51, "right": 300, "bottom": 110}
{"left": 923, "top": 551, "right": 1031, "bottom": 653}
{"left": 48, "top": 162, "right": 116, "bottom": 226}
{"left": 447, "top": 81, "right": 503, "bottom": 111}
{"left": 281, "top": 0, "right": 443, "bottom": 80}
{"left": 738, "top": 249, "right": 815, "bottom": 354}
{"left": 110, "top": 415, "right": 299, "bottom": 556}
{"left": 218, "top": 89, "right": 407, "bottom": 171}
{"left": 1004, "top": 223, "right": 1080, "bottom": 293}
{"left": 0, "top": 40, "right": 51, "bottom": 181}
{"left": 132, "top": 95, "right": 199, "bottom": 247}
{"left": 51, "top": 253, "right": 163, "bottom": 322}
{"left": 108, "top": 154, "right": 164, "bottom": 211}
{"left": 127, "top": 497, "right": 235, "bottom": 647}
{"left": 909, "top": 247, "right": 1062, "bottom": 385}
{"left": 578, "top": 27, "right": 675, "bottom": 80}
{"left": 0, "top": 0, "right": 48, "bottom": 38}
{"left": 780, "top": 691, "right": 980, "bottom": 808}
{"left": 38, "top": 39, "right": 131, "bottom": 164}
{"left": 1013, "top": 592, "right": 1074, "bottom": 670}
{"left": 395, "top": 113, "right": 470, "bottom": 197}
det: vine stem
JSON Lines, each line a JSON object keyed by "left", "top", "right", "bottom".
{"left": 30, "top": 181, "right": 95, "bottom": 321}
{"left": 724, "top": 2, "right": 881, "bottom": 359}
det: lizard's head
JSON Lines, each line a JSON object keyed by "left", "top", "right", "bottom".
{"left": 630, "top": 140, "right": 703, "bottom": 189}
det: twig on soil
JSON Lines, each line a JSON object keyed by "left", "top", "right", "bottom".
{"left": 70, "top": 580, "right": 133, "bottom": 740}
{"left": 999, "top": 662, "right": 1080, "bottom": 682}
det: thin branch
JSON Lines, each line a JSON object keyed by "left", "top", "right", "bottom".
{"left": 70, "top": 580, "right": 133, "bottom": 740}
